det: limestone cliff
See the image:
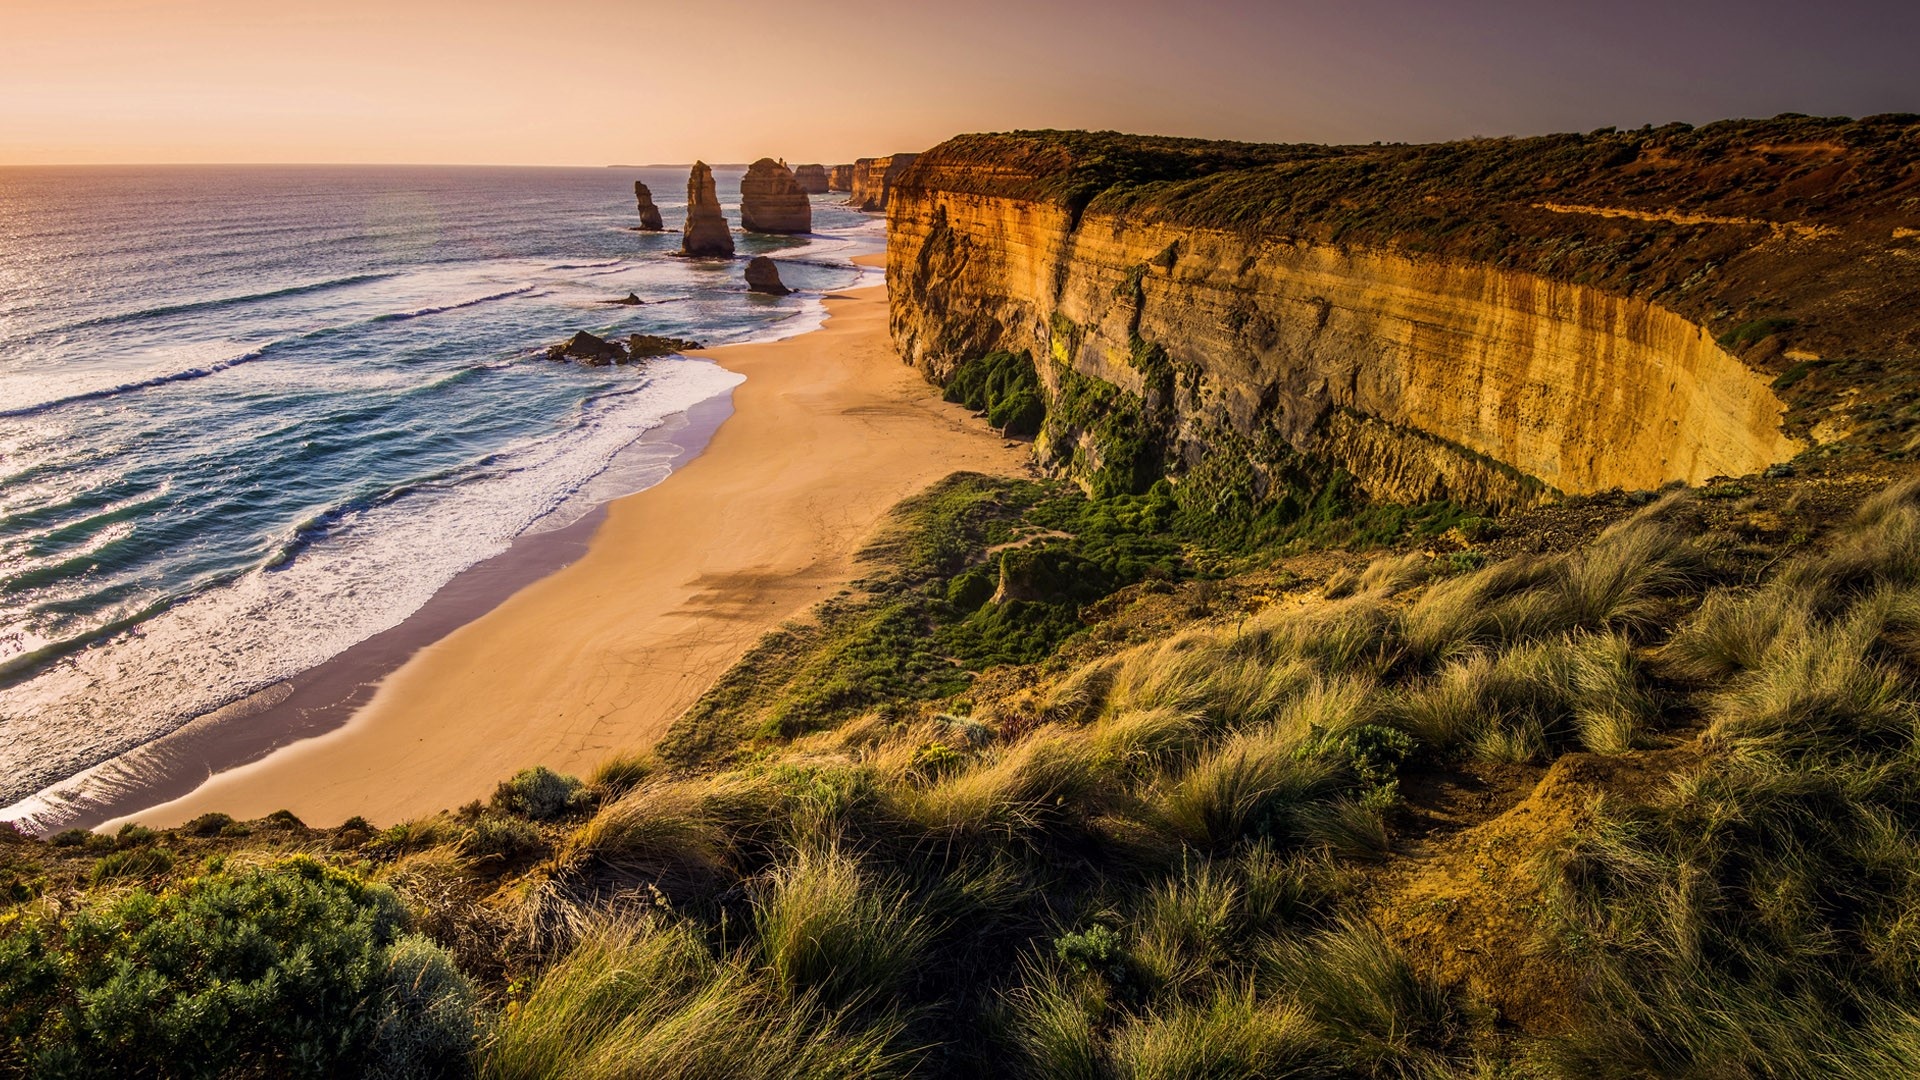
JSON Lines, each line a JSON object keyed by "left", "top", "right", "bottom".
{"left": 739, "top": 158, "right": 812, "bottom": 234}
{"left": 889, "top": 122, "right": 1920, "bottom": 508}
{"left": 633, "top": 180, "right": 663, "bottom": 231}
{"left": 680, "top": 161, "right": 734, "bottom": 257}
{"left": 847, "top": 154, "right": 918, "bottom": 212}
{"left": 793, "top": 164, "right": 830, "bottom": 194}
{"left": 828, "top": 164, "right": 854, "bottom": 192}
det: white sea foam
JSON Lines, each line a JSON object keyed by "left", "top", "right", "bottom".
{"left": 0, "top": 357, "right": 742, "bottom": 828}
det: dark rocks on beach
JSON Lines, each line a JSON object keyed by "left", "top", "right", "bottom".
{"left": 546, "top": 331, "right": 703, "bottom": 366}
{"left": 606, "top": 292, "right": 645, "bottom": 306}
{"left": 633, "top": 181, "right": 664, "bottom": 231}
{"left": 680, "top": 161, "right": 735, "bottom": 257}
{"left": 738, "top": 158, "right": 812, "bottom": 234}
{"left": 745, "top": 256, "right": 792, "bottom": 296}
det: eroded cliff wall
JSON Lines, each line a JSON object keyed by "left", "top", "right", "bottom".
{"left": 847, "top": 154, "right": 919, "bottom": 212}
{"left": 888, "top": 123, "right": 1920, "bottom": 507}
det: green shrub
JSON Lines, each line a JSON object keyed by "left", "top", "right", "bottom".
{"left": 1054, "top": 924, "right": 1127, "bottom": 980}
{"left": 944, "top": 350, "right": 1046, "bottom": 436}
{"left": 0, "top": 857, "right": 473, "bottom": 1079}
{"left": 183, "top": 812, "right": 235, "bottom": 837}
{"left": 491, "top": 766, "right": 589, "bottom": 821}
{"left": 461, "top": 814, "right": 543, "bottom": 864}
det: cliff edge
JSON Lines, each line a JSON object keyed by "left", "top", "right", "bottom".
{"left": 888, "top": 120, "right": 1920, "bottom": 509}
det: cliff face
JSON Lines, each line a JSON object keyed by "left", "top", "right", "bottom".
{"left": 847, "top": 154, "right": 919, "bottom": 211}
{"left": 792, "top": 164, "right": 830, "bottom": 194}
{"left": 890, "top": 123, "right": 1920, "bottom": 506}
{"left": 739, "top": 158, "right": 812, "bottom": 234}
{"left": 828, "top": 164, "right": 854, "bottom": 192}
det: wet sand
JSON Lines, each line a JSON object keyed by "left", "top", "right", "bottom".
{"left": 109, "top": 267, "right": 1026, "bottom": 829}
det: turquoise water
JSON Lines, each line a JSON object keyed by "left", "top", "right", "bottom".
{"left": 0, "top": 165, "right": 880, "bottom": 821}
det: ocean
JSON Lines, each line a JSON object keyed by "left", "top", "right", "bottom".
{"left": 0, "top": 164, "right": 881, "bottom": 830}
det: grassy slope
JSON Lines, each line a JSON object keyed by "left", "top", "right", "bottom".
{"left": 7, "top": 457, "right": 1918, "bottom": 1078}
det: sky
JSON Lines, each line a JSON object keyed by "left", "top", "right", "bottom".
{"left": 2, "top": 0, "right": 1915, "bottom": 166}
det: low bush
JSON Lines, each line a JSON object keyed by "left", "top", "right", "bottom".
{"left": 0, "top": 857, "right": 477, "bottom": 1079}
{"left": 491, "top": 767, "right": 589, "bottom": 821}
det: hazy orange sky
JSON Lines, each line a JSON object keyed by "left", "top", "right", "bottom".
{"left": 3, "top": 0, "right": 1915, "bottom": 165}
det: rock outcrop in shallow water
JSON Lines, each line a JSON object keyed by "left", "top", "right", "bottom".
{"left": 792, "top": 164, "right": 830, "bottom": 194}
{"left": 547, "top": 331, "right": 703, "bottom": 365}
{"left": 739, "top": 158, "right": 812, "bottom": 234}
{"left": 886, "top": 122, "right": 1920, "bottom": 507}
{"left": 633, "top": 181, "right": 663, "bottom": 230}
{"left": 745, "top": 256, "right": 792, "bottom": 296}
{"left": 828, "top": 164, "right": 854, "bottom": 192}
{"left": 680, "top": 161, "right": 734, "bottom": 257}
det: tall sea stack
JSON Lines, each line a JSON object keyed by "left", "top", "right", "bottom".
{"left": 633, "top": 180, "right": 663, "bottom": 230}
{"left": 680, "top": 160, "right": 734, "bottom": 257}
{"left": 792, "top": 164, "right": 830, "bottom": 194}
{"left": 828, "top": 164, "right": 854, "bottom": 192}
{"left": 738, "top": 158, "right": 812, "bottom": 234}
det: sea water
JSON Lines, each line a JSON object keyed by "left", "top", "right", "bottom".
{"left": 0, "top": 165, "right": 881, "bottom": 827}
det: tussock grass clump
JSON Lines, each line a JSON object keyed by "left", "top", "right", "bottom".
{"left": 1158, "top": 722, "right": 1339, "bottom": 850}
{"left": 753, "top": 843, "right": 933, "bottom": 1008}
{"left": 1390, "top": 633, "right": 1654, "bottom": 762}
{"left": 1106, "top": 987, "right": 1319, "bottom": 1079}
{"left": 482, "top": 917, "right": 909, "bottom": 1080}
{"left": 1265, "top": 918, "right": 1461, "bottom": 1073}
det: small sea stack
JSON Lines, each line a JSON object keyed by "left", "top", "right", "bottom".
{"left": 792, "top": 164, "right": 830, "bottom": 194}
{"left": 633, "top": 181, "right": 663, "bottom": 230}
{"left": 828, "top": 164, "right": 854, "bottom": 192}
{"left": 738, "top": 158, "right": 812, "bottom": 234}
{"left": 680, "top": 161, "right": 735, "bottom": 257}
{"left": 744, "top": 256, "right": 792, "bottom": 295}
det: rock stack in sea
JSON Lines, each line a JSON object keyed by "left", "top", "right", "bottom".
{"left": 828, "top": 164, "right": 854, "bottom": 192}
{"left": 738, "top": 158, "right": 813, "bottom": 234}
{"left": 792, "top": 164, "right": 830, "bottom": 194}
{"left": 745, "top": 256, "right": 792, "bottom": 295}
{"left": 680, "top": 161, "right": 735, "bottom": 257}
{"left": 846, "top": 154, "right": 918, "bottom": 211}
{"left": 633, "top": 181, "right": 663, "bottom": 230}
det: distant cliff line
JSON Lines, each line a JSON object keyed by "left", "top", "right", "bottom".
{"left": 885, "top": 119, "right": 1920, "bottom": 510}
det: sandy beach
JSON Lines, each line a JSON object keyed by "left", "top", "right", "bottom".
{"left": 112, "top": 264, "right": 1026, "bottom": 829}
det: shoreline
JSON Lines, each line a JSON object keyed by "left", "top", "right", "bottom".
{"left": 21, "top": 394, "right": 734, "bottom": 834}
{"left": 103, "top": 263, "right": 1027, "bottom": 830}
